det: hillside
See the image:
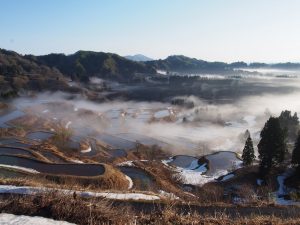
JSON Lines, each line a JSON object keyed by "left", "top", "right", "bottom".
{"left": 0, "top": 49, "right": 157, "bottom": 97}
{"left": 28, "top": 51, "right": 156, "bottom": 82}
{"left": 147, "top": 55, "right": 300, "bottom": 74}
{"left": 147, "top": 55, "right": 234, "bottom": 74}
{"left": 0, "top": 49, "right": 70, "bottom": 97}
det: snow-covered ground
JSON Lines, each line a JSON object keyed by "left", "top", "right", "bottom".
{"left": 0, "top": 213, "right": 75, "bottom": 225}
{"left": 275, "top": 169, "right": 300, "bottom": 206}
{"left": 158, "top": 190, "right": 179, "bottom": 200}
{"left": 125, "top": 175, "right": 133, "bottom": 189}
{"left": 256, "top": 179, "right": 263, "bottom": 186}
{"left": 117, "top": 161, "right": 135, "bottom": 167}
{"left": 0, "top": 185, "right": 160, "bottom": 201}
{"left": 154, "top": 110, "right": 170, "bottom": 119}
{"left": 220, "top": 173, "right": 235, "bottom": 181}
{"left": 164, "top": 152, "right": 241, "bottom": 186}
{"left": 65, "top": 121, "right": 72, "bottom": 129}
{"left": 69, "top": 159, "right": 84, "bottom": 164}
{"left": 0, "top": 164, "right": 40, "bottom": 174}
{"left": 80, "top": 145, "right": 91, "bottom": 153}
{"left": 178, "top": 167, "right": 228, "bottom": 186}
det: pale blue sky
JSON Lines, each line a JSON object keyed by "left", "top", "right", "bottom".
{"left": 1, "top": 0, "right": 300, "bottom": 62}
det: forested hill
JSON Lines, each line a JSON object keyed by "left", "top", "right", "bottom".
{"left": 146, "top": 55, "right": 234, "bottom": 74}
{"left": 0, "top": 49, "right": 156, "bottom": 97}
{"left": 146, "top": 55, "right": 300, "bottom": 74}
{"left": 27, "top": 51, "right": 156, "bottom": 82}
{"left": 0, "top": 49, "right": 69, "bottom": 97}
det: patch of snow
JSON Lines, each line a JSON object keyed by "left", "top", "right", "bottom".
{"left": 277, "top": 173, "right": 287, "bottom": 196}
{"left": 90, "top": 192, "right": 160, "bottom": 200}
{"left": 158, "top": 190, "right": 179, "bottom": 200}
{"left": 161, "top": 157, "right": 174, "bottom": 167}
{"left": 69, "top": 159, "right": 84, "bottom": 164}
{"left": 125, "top": 175, "right": 133, "bottom": 189}
{"left": 117, "top": 161, "right": 135, "bottom": 167}
{"left": 221, "top": 173, "right": 235, "bottom": 181}
{"left": 65, "top": 121, "right": 72, "bottom": 129}
{"left": 256, "top": 179, "right": 263, "bottom": 186}
{"left": 275, "top": 169, "right": 300, "bottom": 206}
{"left": 80, "top": 145, "right": 91, "bottom": 153}
{"left": 193, "top": 163, "right": 208, "bottom": 173}
{"left": 177, "top": 166, "right": 227, "bottom": 186}
{"left": 42, "top": 109, "right": 49, "bottom": 113}
{"left": 0, "top": 213, "right": 75, "bottom": 225}
{"left": 157, "top": 70, "right": 167, "bottom": 75}
{"left": 186, "top": 159, "right": 201, "bottom": 170}
{"left": 0, "top": 185, "right": 160, "bottom": 201}
{"left": 154, "top": 110, "right": 170, "bottom": 119}
{"left": 0, "top": 164, "right": 40, "bottom": 174}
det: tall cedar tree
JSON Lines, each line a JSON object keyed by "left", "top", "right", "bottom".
{"left": 258, "top": 117, "right": 287, "bottom": 175}
{"left": 292, "top": 133, "right": 300, "bottom": 167}
{"left": 278, "top": 110, "right": 299, "bottom": 141}
{"left": 242, "top": 135, "right": 255, "bottom": 165}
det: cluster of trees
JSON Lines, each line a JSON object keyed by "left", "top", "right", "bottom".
{"left": 241, "top": 110, "right": 300, "bottom": 177}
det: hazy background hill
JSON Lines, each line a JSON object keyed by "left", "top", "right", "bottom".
{"left": 125, "top": 54, "right": 153, "bottom": 62}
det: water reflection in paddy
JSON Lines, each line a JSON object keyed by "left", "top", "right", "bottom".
{"left": 95, "top": 133, "right": 136, "bottom": 150}
{"left": 169, "top": 155, "right": 199, "bottom": 168}
{"left": 109, "top": 149, "right": 127, "bottom": 158}
{"left": 119, "top": 166, "right": 154, "bottom": 191}
{"left": 205, "top": 151, "right": 241, "bottom": 176}
{"left": 0, "top": 155, "right": 105, "bottom": 176}
{"left": 26, "top": 132, "right": 53, "bottom": 141}
{"left": 0, "top": 110, "right": 25, "bottom": 128}
{"left": 39, "top": 151, "right": 67, "bottom": 163}
{"left": 0, "top": 138, "right": 32, "bottom": 148}
{"left": 117, "top": 133, "right": 168, "bottom": 148}
{"left": 0, "top": 147, "right": 34, "bottom": 157}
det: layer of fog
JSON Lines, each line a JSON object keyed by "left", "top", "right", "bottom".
{"left": 10, "top": 78, "right": 300, "bottom": 157}
{"left": 237, "top": 68, "right": 300, "bottom": 77}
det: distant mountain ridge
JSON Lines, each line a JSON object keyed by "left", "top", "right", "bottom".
{"left": 2, "top": 48, "right": 300, "bottom": 98}
{"left": 1, "top": 48, "right": 300, "bottom": 90}
{"left": 26, "top": 51, "right": 156, "bottom": 82}
{"left": 146, "top": 55, "right": 300, "bottom": 73}
{"left": 125, "top": 54, "right": 153, "bottom": 62}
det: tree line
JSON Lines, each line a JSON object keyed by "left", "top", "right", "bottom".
{"left": 241, "top": 110, "right": 300, "bottom": 178}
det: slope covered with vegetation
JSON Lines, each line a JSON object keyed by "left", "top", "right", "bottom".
{"left": 28, "top": 50, "right": 156, "bottom": 82}
{"left": 0, "top": 49, "right": 70, "bottom": 97}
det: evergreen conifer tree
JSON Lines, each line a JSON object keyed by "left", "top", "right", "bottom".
{"left": 292, "top": 133, "right": 300, "bottom": 167}
{"left": 258, "top": 117, "right": 287, "bottom": 176}
{"left": 242, "top": 135, "right": 255, "bottom": 166}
